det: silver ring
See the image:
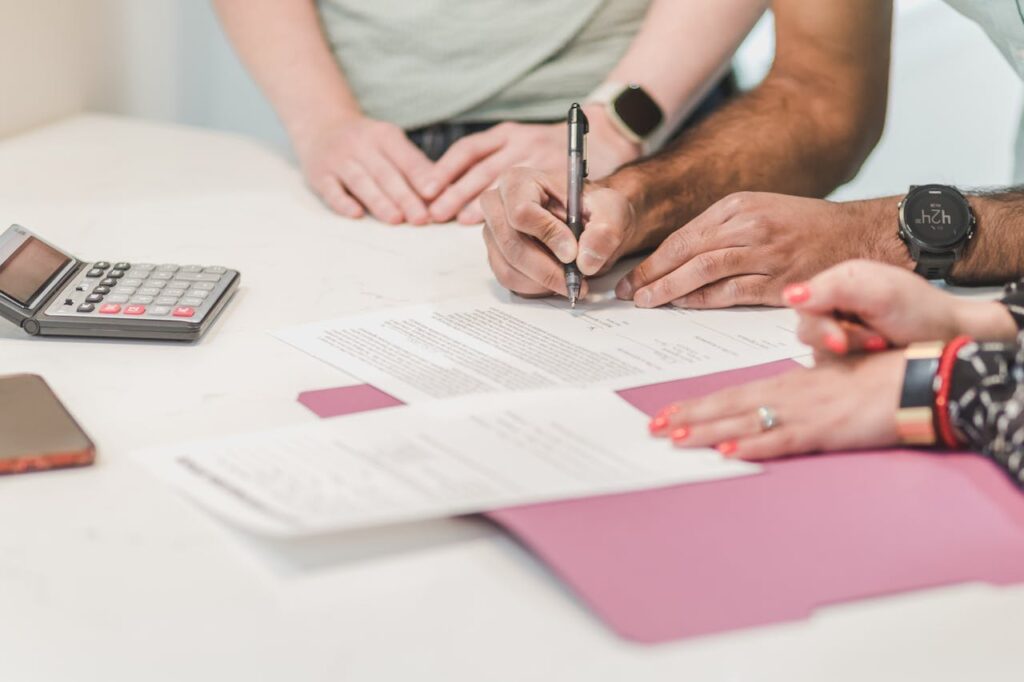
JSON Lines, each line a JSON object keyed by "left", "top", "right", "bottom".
{"left": 757, "top": 406, "right": 778, "bottom": 432}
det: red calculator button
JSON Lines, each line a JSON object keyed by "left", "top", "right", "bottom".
{"left": 124, "top": 305, "right": 146, "bottom": 316}
{"left": 98, "top": 304, "right": 122, "bottom": 315}
{"left": 172, "top": 306, "right": 195, "bottom": 318}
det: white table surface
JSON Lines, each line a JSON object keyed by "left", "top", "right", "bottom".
{"left": 1, "top": 115, "right": 1022, "bottom": 681}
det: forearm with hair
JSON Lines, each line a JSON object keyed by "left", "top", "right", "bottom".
{"left": 605, "top": 69, "right": 883, "bottom": 254}
{"left": 951, "top": 189, "right": 1024, "bottom": 284}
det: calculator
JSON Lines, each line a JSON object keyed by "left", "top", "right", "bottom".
{"left": 0, "top": 224, "right": 239, "bottom": 341}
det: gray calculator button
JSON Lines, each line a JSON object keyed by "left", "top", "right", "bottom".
{"left": 180, "top": 297, "right": 205, "bottom": 307}
{"left": 77, "top": 303, "right": 95, "bottom": 313}
{"left": 155, "top": 296, "right": 179, "bottom": 306}
{"left": 93, "top": 262, "right": 111, "bottom": 270}
{"left": 121, "top": 278, "right": 144, "bottom": 288}
{"left": 85, "top": 294, "right": 104, "bottom": 304}
{"left": 190, "top": 281, "right": 216, "bottom": 291}
{"left": 144, "top": 280, "right": 166, "bottom": 289}
{"left": 196, "top": 273, "right": 221, "bottom": 282}
{"left": 133, "top": 263, "right": 156, "bottom": 271}
{"left": 130, "top": 295, "right": 155, "bottom": 304}
{"left": 112, "top": 287, "right": 137, "bottom": 296}
{"left": 87, "top": 269, "right": 105, "bottom": 278}
{"left": 138, "top": 287, "right": 162, "bottom": 296}
{"left": 179, "top": 265, "right": 204, "bottom": 273}
{"left": 203, "top": 266, "right": 227, "bottom": 275}
{"left": 149, "top": 271, "right": 174, "bottom": 281}
{"left": 171, "top": 272, "right": 201, "bottom": 282}
{"left": 148, "top": 306, "right": 171, "bottom": 316}
{"left": 157, "top": 264, "right": 179, "bottom": 272}
{"left": 106, "top": 295, "right": 130, "bottom": 304}
{"left": 114, "top": 262, "right": 131, "bottom": 271}
{"left": 164, "top": 288, "right": 187, "bottom": 298}
{"left": 187, "top": 289, "right": 210, "bottom": 299}
{"left": 100, "top": 278, "right": 117, "bottom": 287}
{"left": 93, "top": 286, "right": 111, "bottom": 295}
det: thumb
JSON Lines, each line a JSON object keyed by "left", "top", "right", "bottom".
{"left": 576, "top": 187, "right": 633, "bottom": 276}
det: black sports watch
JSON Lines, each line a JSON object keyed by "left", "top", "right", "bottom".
{"left": 897, "top": 184, "right": 976, "bottom": 281}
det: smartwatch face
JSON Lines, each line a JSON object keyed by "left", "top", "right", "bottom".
{"left": 903, "top": 187, "right": 972, "bottom": 248}
{"left": 613, "top": 86, "right": 664, "bottom": 138}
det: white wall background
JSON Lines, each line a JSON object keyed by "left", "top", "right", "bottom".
{"left": 4, "top": 0, "right": 1023, "bottom": 196}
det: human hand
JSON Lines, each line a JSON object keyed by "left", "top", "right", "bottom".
{"left": 783, "top": 260, "right": 1018, "bottom": 355}
{"left": 648, "top": 350, "right": 905, "bottom": 460}
{"left": 481, "top": 167, "right": 637, "bottom": 298}
{"left": 295, "top": 115, "right": 435, "bottom": 225}
{"left": 428, "top": 106, "right": 640, "bottom": 224}
{"left": 615, "top": 193, "right": 911, "bottom": 309}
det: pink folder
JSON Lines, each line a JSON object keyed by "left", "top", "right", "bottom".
{"left": 299, "top": 361, "right": 1024, "bottom": 644}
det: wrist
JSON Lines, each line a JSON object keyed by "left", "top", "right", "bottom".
{"left": 952, "top": 299, "right": 1018, "bottom": 342}
{"left": 582, "top": 104, "right": 642, "bottom": 166}
{"left": 288, "top": 108, "right": 365, "bottom": 158}
{"left": 855, "top": 197, "right": 915, "bottom": 270}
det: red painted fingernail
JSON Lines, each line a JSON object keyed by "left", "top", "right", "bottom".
{"left": 783, "top": 283, "right": 810, "bottom": 305}
{"left": 648, "top": 416, "right": 668, "bottom": 433}
{"left": 670, "top": 427, "right": 690, "bottom": 443}
{"left": 824, "top": 334, "right": 847, "bottom": 355}
{"left": 864, "top": 335, "right": 888, "bottom": 352}
{"left": 716, "top": 441, "right": 738, "bottom": 456}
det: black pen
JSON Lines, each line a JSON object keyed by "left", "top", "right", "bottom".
{"left": 565, "top": 103, "right": 588, "bottom": 308}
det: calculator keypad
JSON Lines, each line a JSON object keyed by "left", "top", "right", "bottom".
{"left": 48, "top": 261, "right": 234, "bottom": 322}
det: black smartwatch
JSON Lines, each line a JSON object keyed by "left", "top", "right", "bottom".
{"left": 898, "top": 184, "right": 976, "bottom": 280}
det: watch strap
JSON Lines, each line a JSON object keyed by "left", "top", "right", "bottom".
{"left": 914, "top": 252, "right": 957, "bottom": 280}
{"left": 1001, "top": 279, "right": 1024, "bottom": 330}
{"left": 897, "top": 341, "right": 944, "bottom": 445}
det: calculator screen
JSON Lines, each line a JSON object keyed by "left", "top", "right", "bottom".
{"left": 0, "top": 237, "right": 71, "bottom": 306}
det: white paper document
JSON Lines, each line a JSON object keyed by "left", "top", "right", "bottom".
{"left": 139, "top": 390, "right": 759, "bottom": 536}
{"left": 275, "top": 295, "right": 803, "bottom": 403}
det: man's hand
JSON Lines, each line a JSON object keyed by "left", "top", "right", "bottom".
{"left": 481, "top": 167, "right": 636, "bottom": 298}
{"left": 429, "top": 107, "right": 640, "bottom": 225}
{"left": 297, "top": 116, "right": 436, "bottom": 225}
{"left": 616, "top": 192, "right": 911, "bottom": 309}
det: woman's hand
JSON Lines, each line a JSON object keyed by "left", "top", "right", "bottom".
{"left": 648, "top": 350, "right": 905, "bottom": 460}
{"left": 427, "top": 106, "right": 641, "bottom": 225}
{"left": 296, "top": 116, "right": 436, "bottom": 225}
{"left": 783, "top": 260, "right": 1017, "bottom": 356}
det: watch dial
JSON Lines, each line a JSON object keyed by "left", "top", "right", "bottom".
{"left": 613, "top": 86, "right": 664, "bottom": 138}
{"left": 904, "top": 188, "right": 971, "bottom": 248}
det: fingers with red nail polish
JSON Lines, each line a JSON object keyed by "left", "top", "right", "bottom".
{"left": 716, "top": 440, "right": 738, "bottom": 456}
{"left": 782, "top": 283, "right": 810, "bottom": 305}
{"left": 648, "top": 415, "right": 669, "bottom": 434}
{"left": 670, "top": 427, "right": 690, "bottom": 444}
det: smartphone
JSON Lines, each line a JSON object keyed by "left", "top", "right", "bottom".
{"left": 0, "top": 374, "right": 95, "bottom": 474}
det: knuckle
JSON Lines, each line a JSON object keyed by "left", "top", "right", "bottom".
{"left": 693, "top": 252, "right": 720, "bottom": 281}
{"left": 724, "top": 191, "right": 754, "bottom": 213}
{"left": 666, "top": 232, "right": 691, "bottom": 261}
{"left": 509, "top": 201, "right": 538, "bottom": 229}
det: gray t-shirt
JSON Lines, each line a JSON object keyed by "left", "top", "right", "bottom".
{"left": 316, "top": 0, "right": 651, "bottom": 129}
{"left": 944, "top": 0, "right": 1024, "bottom": 181}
